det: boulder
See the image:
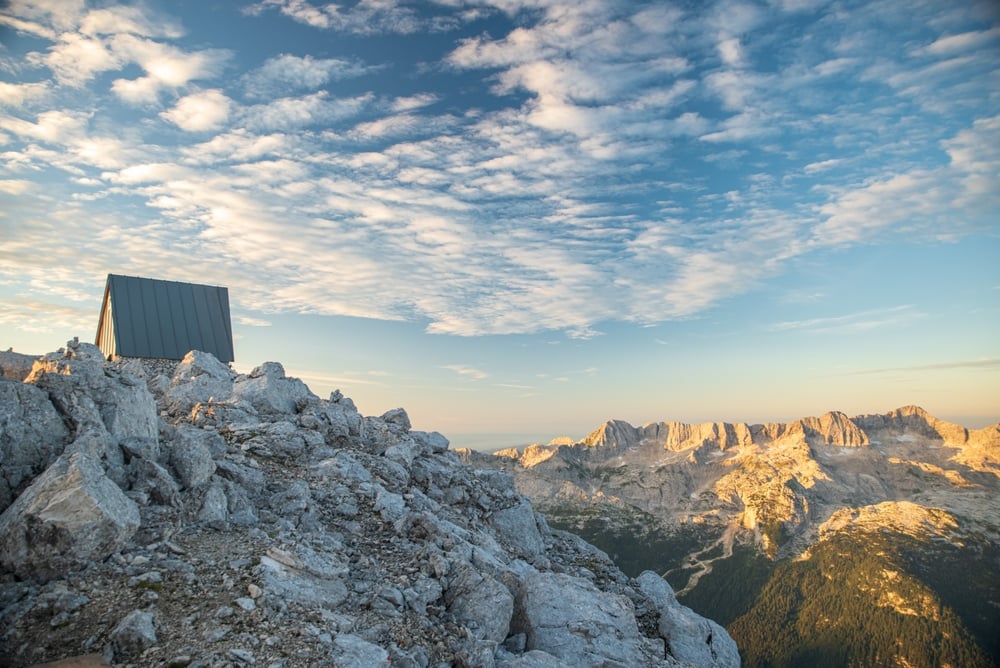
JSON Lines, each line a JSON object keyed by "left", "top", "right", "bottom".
{"left": 511, "top": 571, "right": 647, "bottom": 667}
{"left": 127, "top": 458, "right": 179, "bottom": 506}
{"left": 168, "top": 427, "right": 217, "bottom": 489}
{"left": 0, "top": 453, "right": 140, "bottom": 579}
{"left": 381, "top": 407, "right": 411, "bottom": 431}
{"left": 445, "top": 562, "right": 514, "bottom": 643}
{"left": 27, "top": 341, "right": 158, "bottom": 445}
{"left": 231, "top": 362, "right": 315, "bottom": 415}
{"left": 0, "top": 350, "right": 39, "bottom": 381}
{"left": 331, "top": 634, "right": 389, "bottom": 667}
{"left": 0, "top": 381, "right": 71, "bottom": 512}
{"left": 636, "top": 571, "right": 740, "bottom": 667}
{"left": 108, "top": 610, "right": 156, "bottom": 660}
{"left": 412, "top": 430, "right": 450, "bottom": 453}
{"left": 490, "top": 500, "right": 544, "bottom": 558}
{"left": 163, "top": 350, "right": 235, "bottom": 416}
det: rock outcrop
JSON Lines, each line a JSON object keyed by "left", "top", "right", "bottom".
{"left": 0, "top": 339, "right": 736, "bottom": 667}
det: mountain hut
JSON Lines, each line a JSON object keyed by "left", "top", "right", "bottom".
{"left": 95, "top": 273, "right": 235, "bottom": 363}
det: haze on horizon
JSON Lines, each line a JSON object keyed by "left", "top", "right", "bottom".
{"left": 1, "top": 0, "right": 998, "bottom": 446}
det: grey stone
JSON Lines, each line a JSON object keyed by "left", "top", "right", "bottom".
{"left": 373, "top": 485, "right": 406, "bottom": 524}
{"left": 490, "top": 500, "right": 545, "bottom": 558}
{"left": 232, "top": 362, "right": 315, "bottom": 415}
{"left": 0, "top": 381, "right": 71, "bottom": 512}
{"left": 445, "top": 563, "right": 513, "bottom": 644}
{"left": 636, "top": 572, "right": 739, "bottom": 668}
{"left": 109, "top": 609, "right": 156, "bottom": 659}
{"left": 0, "top": 350, "right": 38, "bottom": 381}
{"left": 199, "top": 479, "right": 229, "bottom": 528}
{"left": 164, "top": 350, "right": 235, "bottom": 416}
{"left": 381, "top": 407, "right": 411, "bottom": 431}
{"left": 511, "top": 571, "right": 646, "bottom": 667}
{"left": 27, "top": 341, "right": 159, "bottom": 449}
{"left": 256, "top": 545, "right": 349, "bottom": 610}
{"left": 331, "top": 633, "right": 389, "bottom": 667}
{"left": 169, "top": 427, "right": 218, "bottom": 489}
{"left": 412, "top": 430, "right": 450, "bottom": 453}
{"left": 128, "top": 458, "right": 180, "bottom": 505}
{"left": 0, "top": 453, "right": 140, "bottom": 579}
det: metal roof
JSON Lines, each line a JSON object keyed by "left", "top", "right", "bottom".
{"left": 96, "top": 274, "right": 235, "bottom": 362}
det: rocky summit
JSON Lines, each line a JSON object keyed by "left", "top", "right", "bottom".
{"left": 0, "top": 340, "right": 737, "bottom": 668}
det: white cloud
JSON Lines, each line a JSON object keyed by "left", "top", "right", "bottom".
{"left": 110, "top": 36, "right": 229, "bottom": 103}
{"left": 920, "top": 26, "right": 1000, "bottom": 55}
{"left": 78, "top": 6, "right": 184, "bottom": 38}
{"left": 392, "top": 93, "right": 438, "bottom": 112}
{"left": 770, "top": 306, "right": 924, "bottom": 334}
{"left": 803, "top": 158, "right": 842, "bottom": 174}
{"left": 40, "top": 32, "right": 123, "bottom": 86}
{"left": 237, "top": 315, "right": 272, "bottom": 327}
{"left": 243, "top": 54, "right": 372, "bottom": 98}
{"left": 718, "top": 38, "right": 745, "bottom": 67}
{"left": 444, "top": 365, "right": 489, "bottom": 380}
{"left": 0, "top": 179, "right": 33, "bottom": 194}
{"left": 241, "top": 92, "right": 373, "bottom": 131}
{"left": 0, "top": 81, "right": 50, "bottom": 107}
{"left": 160, "top": 90, "right": 232, "bottom": 132}
{"left": 247, "top": 0, "right": 446, "bottom": 35}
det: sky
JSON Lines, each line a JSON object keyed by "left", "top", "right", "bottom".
{"left": 1, "top": 0, "right": 998, "bottom": 450}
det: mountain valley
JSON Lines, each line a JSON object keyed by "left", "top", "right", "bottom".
{"left": 461, "top": 407, "right": 1000, "bottom": 666}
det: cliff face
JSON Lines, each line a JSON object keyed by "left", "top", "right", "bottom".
{"left": 482, "top": 406, "right": 999, "bottom": 556}
{"left": 0, "top": 340, "right": 737, "bottom": 668}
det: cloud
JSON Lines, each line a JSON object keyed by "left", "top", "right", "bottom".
{"left": 237, "top": 315, "right": 272, "bottom": 327}
{"left": 246, "top": 0, "right": 456, "bottom": 35}
{"left": 110, "top": 36, "right": 229, "bottom": 103}
{"left": 851, "top": 358, "right": 1000, "bottom": 375}
{"left": 770, "top": 306, "right": 924, "bottom": 334}
{"left": 919, "top": 27, "right": 1000, "bottom": 56}
{"left": 243, "top": 54, "right": 373, "bottom": 98}
{"left": 718, "top": 38, "right": 745, "bottom": 67}
{"left": 241, "top": 92, "right": 373, "bottom": 131}
{"left": 0, "top": 179, "right": 33, "bottom": 194}
{"left": 37, "top": 32, "right": 123, "bottom": 86}
{"left": 1, "top": 0, "right": 997, "bottom": 344}
{"left": 161, "top": 90, "right": 232, "bottom": 132}
{"left": 443, "top": 365, "right": 489, "bottom": 380}
{"left": 0, "top": 81, "right": 50, "bottom": 107}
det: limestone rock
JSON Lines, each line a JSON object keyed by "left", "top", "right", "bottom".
{"left": 0, "top": 350, "right": 39, "bottom": 382}
{"left": 490, "top": 499, "right": 544, "bottom": 558}
{"left": 108, "top": 610, "right": 156, "bottom": 660}
{"left": 168, "top": 427, "right": 217, "bottom": 489}
{"left": 445, "top": 563, "right": 514, "bottom": 643}
{"left": 231, "top": 362, "right": 315, "bottom": 415}
{"left": 381, "top": 407, "right": 411, "bottom": 431}
{"left": 0, "top": 381, "right": 71, "bottom": 512}
{"left": 331, "top": 634, "right": 389, "bottom": 667}
{"left": 511, "top": 571, "right": 647, "bottom": 667}
{"left": 163, "top": 350, "right": 235, "bottom": 416}
{"left": 0, "top": 453, "right": 140, "bottom": 579}
{"left": 637, "top": 571, "right": 739, "bottom": 667}
{"left": 27, "top": 341, "right": 158, "bottom": 446}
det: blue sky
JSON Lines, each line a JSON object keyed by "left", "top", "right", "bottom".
{"left": 1, "top": 0, "right": 998, "bottom": 448}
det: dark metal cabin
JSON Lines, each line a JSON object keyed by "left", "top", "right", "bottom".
{"left": 95, "top": 274, "right": 235, "bottom": 363}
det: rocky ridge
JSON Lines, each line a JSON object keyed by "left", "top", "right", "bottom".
{"left": 468, "top": 406, "right": 1000, "bottom": 560}
{"left": 0, "top": 340, "right": 738, "bottom": 668}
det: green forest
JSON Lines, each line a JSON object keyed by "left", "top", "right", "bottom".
{"left": 727, "top": 531, "right": 997, "bottom": 667}
{"left": 543, "top": 505, "right": 999, "bottom": 667}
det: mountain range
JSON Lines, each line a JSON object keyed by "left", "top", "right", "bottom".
{"left": 460, "top": 406, "right": 1000, "bottom": 667}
